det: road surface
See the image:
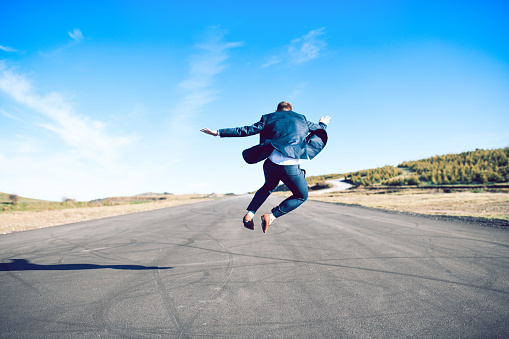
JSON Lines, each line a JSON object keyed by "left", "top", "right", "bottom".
{"left": 1, "top": 195, "right": 508, "bottom": 338}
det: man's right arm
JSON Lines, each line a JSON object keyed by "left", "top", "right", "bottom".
{"left": 308, "top": 116, "right": 331, "bottom": 131}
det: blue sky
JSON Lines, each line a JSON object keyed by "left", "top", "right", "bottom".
{"left": 1, "top": 0, "right": 508, "bottom": 201}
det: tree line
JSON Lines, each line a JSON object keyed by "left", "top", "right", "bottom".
{"left": 346, "top": 166, "right": 407, "bottom": 186}
{"left": 305, "top": 147, "right": 508, "bottom": 187}
{"left": 342, "top": 147, "right": 509, "bottom": 187}
{"left": 400, "top": 147, "right": 509, "bottom": 185}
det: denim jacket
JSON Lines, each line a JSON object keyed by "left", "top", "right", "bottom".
{"left": 218, "top": 111, "right": 328, "bottom": 164}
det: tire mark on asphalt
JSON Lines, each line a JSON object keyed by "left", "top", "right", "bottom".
{"left": 50, "top": 233, "right": 156, "bottom": 267}
{"left": 153, "top": 247, "right": 183, "bottom": 332}
{"left": 173, "top": 224, "right": 234, "bottom": 338}
{"left": 160, "top": 238, "right": 509, "bottom": 296}
{"left": 89, "top": 277, "right": 157, "bottom": 334}
{"left": 0, "top": 261, "right": 44, "bottom": 296}
{"left": 41, "top": 235, "right": 182, "bottom": 334}
{"left": 150, "top": 236, "right": 196, "bottom": 333}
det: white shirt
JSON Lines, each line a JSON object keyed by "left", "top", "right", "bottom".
{"left": 268, "top": 149, "right": 302, "bottom": 165}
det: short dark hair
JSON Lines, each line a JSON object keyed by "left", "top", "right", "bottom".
{"left": 276, "top": 101, "right": 293, "bottom": 111}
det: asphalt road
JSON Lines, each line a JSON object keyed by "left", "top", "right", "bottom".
{"left": 1, "top": 195, "right": 508, "bottom": 338}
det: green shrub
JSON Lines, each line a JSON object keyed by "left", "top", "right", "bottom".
{"left": 9, "top": 194, "right": 19, "bottom": 205}
{"left": 347, "top": 166, "right": 402, "bottom": 186}
{"left": 407, "top": 176, "right": 421, "bottom": 185}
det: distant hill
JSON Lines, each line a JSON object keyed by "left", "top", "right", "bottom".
{"left": 3, "top": 148, "right": 508, "bottom": 204}
{"left": 134, "top": 192, "right": 173, "bottom": 197}
{"left": 307, "top": 147, "right": 509, "bottom": 187}
{"left": 0, "top": 192, "right": 50, "bottom": 204}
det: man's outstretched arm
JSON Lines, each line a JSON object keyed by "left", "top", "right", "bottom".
{"left": 201, "top": 117, "right": 266, "bottom": 138}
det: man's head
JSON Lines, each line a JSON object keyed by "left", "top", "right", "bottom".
{"left": 276, "top": 101, "right": 293, "bottom": 112}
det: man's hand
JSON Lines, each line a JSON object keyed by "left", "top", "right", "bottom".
{"left": 319, "top": 116, "right": 331, "bottom": 125}
{"left": 200, "top": 128, "right": 219, "bottom": 136}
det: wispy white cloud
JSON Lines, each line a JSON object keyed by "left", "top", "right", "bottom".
{"left": 1, "top": 109, "right": 24, "bottom": 123}
{"left": 68, "top": 28, "right": 84, "bottom": 43}
{"left": 0, "top": 67, "right": 133, "bottom": 167}
{"left": 0, "top": 44, "right": 17, "bottom": 52}
{"left": 288, "top": 28, "right": 326, "bottom": 64}
{"left": 159, "top": 27, "right": 244, "bottom": 179}
{"left": 178, "top": 28, "right": 243, "bottom": 93}
{"left": 261, "top": 55, "right": 282, "bottom": 68}
{"left": 262, "top": 28, "right": 327, "bottom": 68}
{"left": 168, "top": 27, "right": 242, "bottom": 138}
{"left": 38, "top": 28, "right": 85, "bottom": 57}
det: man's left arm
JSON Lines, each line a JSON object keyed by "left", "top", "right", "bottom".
{"left": 217, "top": 117, "right": 266, "bottom": 137}
{"left": 308, "top": 116, "right": 331, "bottom": 131}
{"left": 201, "top": 116, "right": 266, "bottom": 138}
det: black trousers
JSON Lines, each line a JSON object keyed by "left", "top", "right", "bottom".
{"left": 247, "top": 159, "right": 308, "bottom": 218}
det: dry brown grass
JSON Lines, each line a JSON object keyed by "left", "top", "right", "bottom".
{"left": 0, "top": 196, "right": 216, "bottom": 234}
{"left": 308, "top": 191, "right": 509, "bottom": 220}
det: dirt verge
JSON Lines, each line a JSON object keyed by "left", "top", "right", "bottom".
{"left": 308, "top": 191, "right": 509, "bottom": 228}
{"left": 0, "top": 197, "right": 216, "bottom": 234}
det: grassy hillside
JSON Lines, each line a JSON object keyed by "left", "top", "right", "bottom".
{"left": 0, "top": 192, "right": 211, "bottom": 213}
{"left": 0, "top": 192, "right": 50, "bottom": 204}
{"left": 306, "top": 147, "right": 509, "bottom": 188}
{"left": 1, "top": 192, "right": 106, "bottom": 213}
{"left": 400, "top": 147, "right": 509, "bottom": 185}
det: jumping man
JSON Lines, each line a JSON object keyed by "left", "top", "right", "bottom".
{"left": 201, "top": 101, "right": 330, "bottom": 233}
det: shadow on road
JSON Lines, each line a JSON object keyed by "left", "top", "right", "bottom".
{"left": 0, "top": 259, "right": 172, "bottom": 271}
